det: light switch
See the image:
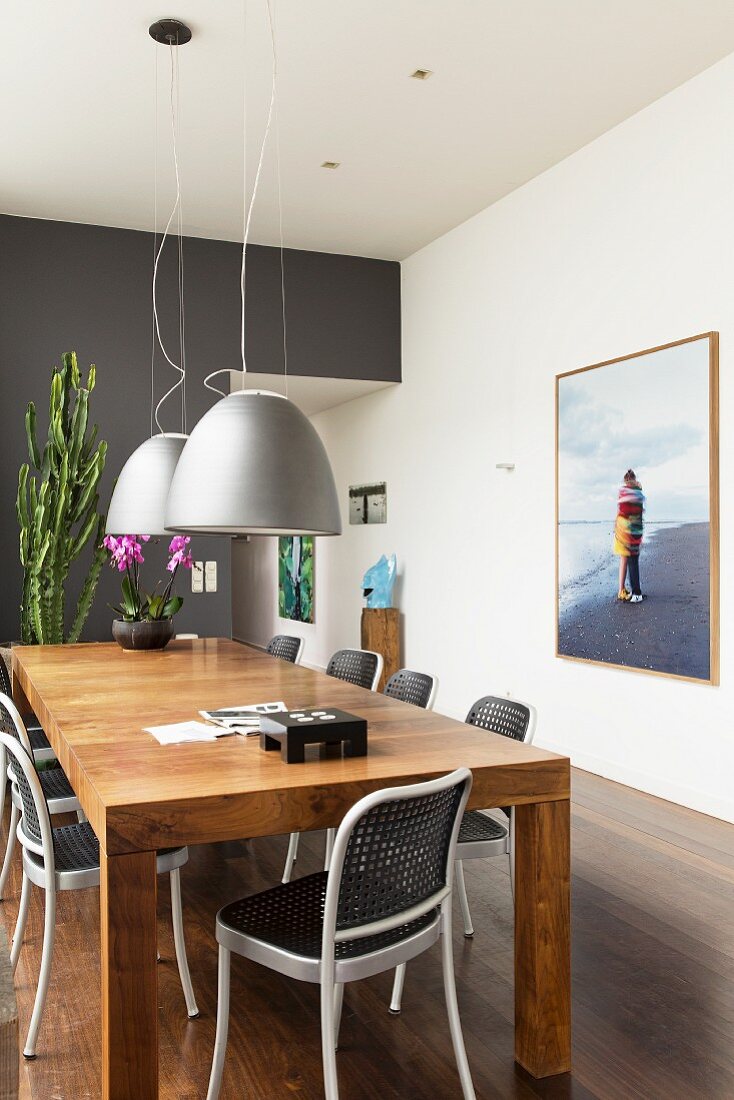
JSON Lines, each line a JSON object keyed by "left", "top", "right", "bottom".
{"left": 205, "top": 560, "right": 218, "bottom": 593}
{"left": 191, "top": 561, "right": 204, "bottom": 593}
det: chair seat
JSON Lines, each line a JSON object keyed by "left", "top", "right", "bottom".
{"left": 458, "top": 810, "right": 508, "bottom": 845}
{"left": 24, "top": 820, "right": 188, "bottom": 884}
{"left": 29, "top": 727, "right": 52, "bottom": 751}
{"left": 218, "top": 871, "right": 438, "bottom": 969}
{"left": 39, "top": 768, "right": 77, "bottom": 804}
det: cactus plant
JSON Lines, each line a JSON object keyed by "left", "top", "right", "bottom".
{"left": 16, "top": 352, "right": 108, "bottom": 645}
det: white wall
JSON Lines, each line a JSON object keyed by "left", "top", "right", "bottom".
{"left": 233, "top": 52, "right": 734, "bottom": 822}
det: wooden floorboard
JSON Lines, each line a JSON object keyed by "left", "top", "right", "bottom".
{"left": 3, "top": 767, "right": 733, "bottom": 1099}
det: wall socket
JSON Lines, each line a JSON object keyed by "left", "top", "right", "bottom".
{"left": 205, "top": 560, "right": 217, "bottom": 593}
{"left": 191, "top": 561, "right": 204, "bottom": 593}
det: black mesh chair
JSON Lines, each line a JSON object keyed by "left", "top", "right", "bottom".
{"left": 266, "top": 634, "right": 305, "bottom": 664}
{"left": 0, "top": 694, "right": 80, "bottom": 902}
{"left": 384, "top": 668, "right": 438, "bottom": 710}
{"left": 281, "top": 647, "right": 385, "bottom": 885}
{"left": 454, "top": 695, "right": 536, "bottom": 934}
{"left": 325, "top": 648, "right": 383, "bottom": 691}
{"left": 389, "top": 694, "right": 536, "bottom": 1015}
{"left": 206, "top": 768, "right": 476, "bottom": 1100}
{"left": 0, "top": 658, "right": 54, "bottom": 765}
{"left": 0, "top": 727, "right": 199, "bottom": 1058}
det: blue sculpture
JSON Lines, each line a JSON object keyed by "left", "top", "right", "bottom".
{"left": 362, "top": 554, "right": 397, "bottom": 609}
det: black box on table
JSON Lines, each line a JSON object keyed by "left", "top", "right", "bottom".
{"left": 259, "top": 708, "right": 367, "bottom": 763}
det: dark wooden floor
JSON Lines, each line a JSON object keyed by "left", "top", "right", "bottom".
{"left": 5, "top": 768, "right": 734, "bottom": 1099}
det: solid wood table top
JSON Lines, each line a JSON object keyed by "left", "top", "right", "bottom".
{"left": 12, "top": 639, "right": 569, "bottom": 855}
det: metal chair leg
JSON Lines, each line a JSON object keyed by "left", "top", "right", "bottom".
{"left": 334, "top": 982, "right": 344, "bottom": 1051}
{"left": 0, "top": 747, "right": 6, "bottom": 823}
{"left": 455, "top": 860, "right": 474, "bottom": 937}
{"left": 282, "top": 832, "right": 300, "bottom": 884}
{"left": 389, "top": 963, "right": 406, "bottom": 1014}
{"left": 320, "top": 979, "right": 339, "bottom": 1100}
{"left": 324, "top": 828, "right": 336, "bottom": 871}
{"left": 206, "top": 946, "right": 231, "bottom": 1100}
{"left": 23, "top": 886, "right": 56, "bottom": 1058}
{"left": 169, "top": 868, "right": 199, "bottom": 1018}
{"left": 11, "top": 870, "right": 31, "bottom": 973}
{"left": 440, "top": 906, "right": 476, "bottom": 1099}
{"left": 0, "top": 802, "right": 19, "bottom": 901}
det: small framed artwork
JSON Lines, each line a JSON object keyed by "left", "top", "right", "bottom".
{"left": 556, "top": 332, "right": 719, "bottom": 684}
{"left": 278, "top": 536, "right": 314, "bottom": 624}
{"left": 349, "top": 482, "right": 387, "bottom": 525}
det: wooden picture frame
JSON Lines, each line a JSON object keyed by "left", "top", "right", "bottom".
{"left": 555, "top": 332, "right": 719, "bottom": 685}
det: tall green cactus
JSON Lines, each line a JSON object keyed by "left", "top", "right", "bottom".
{"left": 16, "top": 352, "right": 108, "bottom": 645}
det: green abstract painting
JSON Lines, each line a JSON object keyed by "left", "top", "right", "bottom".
{"left": 278, "top": 536, "right": 314, "bottom": 623}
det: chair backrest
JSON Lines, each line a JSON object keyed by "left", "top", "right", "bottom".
{"left": 464, "top": 695, "right": 536, "bottom": 744}
{"left": 0, "top": 693, "right": 36, "bottom": 764}
{"left": 384, "top": 668, "right": 438, "bottom": 710}
{"left": 326, "top": 648, "right": 383, "bottom": 691}
{"left": 266, "top": 634, "right": 304, "bottom": 665}
{"left": 0, "top": 659, "right": 11, "bottom": 698}
{"left": 322, "top": 768, "right": 472, "bottom": 960}
{"left": 0, "top": 722, "right": 52, "bottom": 860}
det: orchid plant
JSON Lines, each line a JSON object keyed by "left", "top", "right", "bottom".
{"left": 103, "top": 534, "right": 194, "bottom": 623}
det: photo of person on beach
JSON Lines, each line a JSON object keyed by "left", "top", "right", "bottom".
{"left": 614, "top": 469, "right": 644, "bottom": 603}
{"left": 556, "top": 334, "right": 718, "bottom": 682}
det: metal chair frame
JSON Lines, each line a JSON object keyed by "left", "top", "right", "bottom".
{"left": 389, "top": 694, "right": 537, "bottom": 1014}
{"left": 0, "top": 663, "right": 54, "bottom": 769}
{"left": 325, "top": 648, "right": 384, "bottom": 692}
{"left": 207, "top": 768, "right": 476, "bottom": 1100}
{"left": 0, "top": 694, "right": 80, "bottom": 902}
{"left": 282, "top": 647, "right": 385, "bottom": 885}
{"left": 266, "top": 634, "right": 305, "bottom": 665}
{"left": 0, "top": 728, "right": 199, "bottom": 1058}
{"left": 383, "top": 668, "right": 439, "bottom": 711}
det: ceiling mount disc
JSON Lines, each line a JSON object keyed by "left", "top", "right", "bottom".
{"left": 149, "top": 19, "right": 192, "bottom": 46}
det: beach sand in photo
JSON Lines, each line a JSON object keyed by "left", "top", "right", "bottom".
{"left": 558, "top": 522, "right": 710, "bottom": 679}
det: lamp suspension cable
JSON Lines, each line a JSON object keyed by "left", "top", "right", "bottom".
{"left": 205, "top": 0, "right": 280, "bottom": 397}
{"left": 176, "top": 40, "right": 187, "bottom": 432}
{"left": 150, "top": 44, "right": 159, "bottom": 438}
{"left": 272, "top": 0, "right": 289, "bottom": 400}
{"left": 152, "top": 31, "right": 186, "bottom": 433}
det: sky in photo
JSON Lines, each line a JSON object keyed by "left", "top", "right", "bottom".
{"left": 558, "top": 339, "right": 711, "bottom": 523}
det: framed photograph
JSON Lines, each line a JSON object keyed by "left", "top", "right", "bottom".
{"left": 349, "top": 482, "right": 387, "bottom": 524}
{"left": 556, "top": 332, "right": 719, "bottom": 684}
{"left": 278, "top": 536, "right": 314, "bottom": 624}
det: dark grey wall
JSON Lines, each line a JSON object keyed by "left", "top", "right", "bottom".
{"left": 0, "top": 214, "right": 401, "bottom": 643}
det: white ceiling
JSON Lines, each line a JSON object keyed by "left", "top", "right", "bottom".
{"left": 3, "top": 1, "right": 734, "bottom": 260}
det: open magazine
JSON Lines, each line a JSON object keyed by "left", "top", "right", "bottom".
{"left": 199, "top": 700, "right": 287, "bottom": 734}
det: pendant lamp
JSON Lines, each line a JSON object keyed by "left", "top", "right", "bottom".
{"left": 106, "top": 19, "right": 191, "bottom": 536}
{"left": 164, "top": 1, "right": 341, "bottom": 537}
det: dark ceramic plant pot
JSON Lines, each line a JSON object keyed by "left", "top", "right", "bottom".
{"left": 112, "top": 619, "right": 174, "bottom": 651}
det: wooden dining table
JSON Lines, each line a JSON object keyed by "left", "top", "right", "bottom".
{"left": 11, "top": 638, "right": 571, "bottom": 1099}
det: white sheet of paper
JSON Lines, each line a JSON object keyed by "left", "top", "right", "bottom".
{"left": 144, "top": 721, "right": 220, "bottom": 745}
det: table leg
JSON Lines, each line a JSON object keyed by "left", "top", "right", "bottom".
{"left": 514, "top": 798, "right": 571, "bottom": 1077}
{"left": 101, "top": 848, "right": 159, "bottom": 1099}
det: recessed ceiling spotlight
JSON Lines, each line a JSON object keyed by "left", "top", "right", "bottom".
{"left": 321, "top": 161, "right": 340, "bottom": 170}
{"left": 410, "top": 68, "right": 433, "bottom": 80}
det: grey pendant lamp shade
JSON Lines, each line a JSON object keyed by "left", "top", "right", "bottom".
{"left": 164, "top": 391, "right": 341, "bottom": 535}
{"left": 106, "top": 433, "right": 188, "bottom": 535}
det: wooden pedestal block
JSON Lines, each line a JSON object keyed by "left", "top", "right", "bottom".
{"left": 361, "top": 607, "right": 400, "bottom": 692}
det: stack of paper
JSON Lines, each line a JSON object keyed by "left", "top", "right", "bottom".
{"left": 199, "top": 700, "right": 287, "bottom": 735}
{"left": 144, "top": 721, "right": 224, "bottom": 745}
